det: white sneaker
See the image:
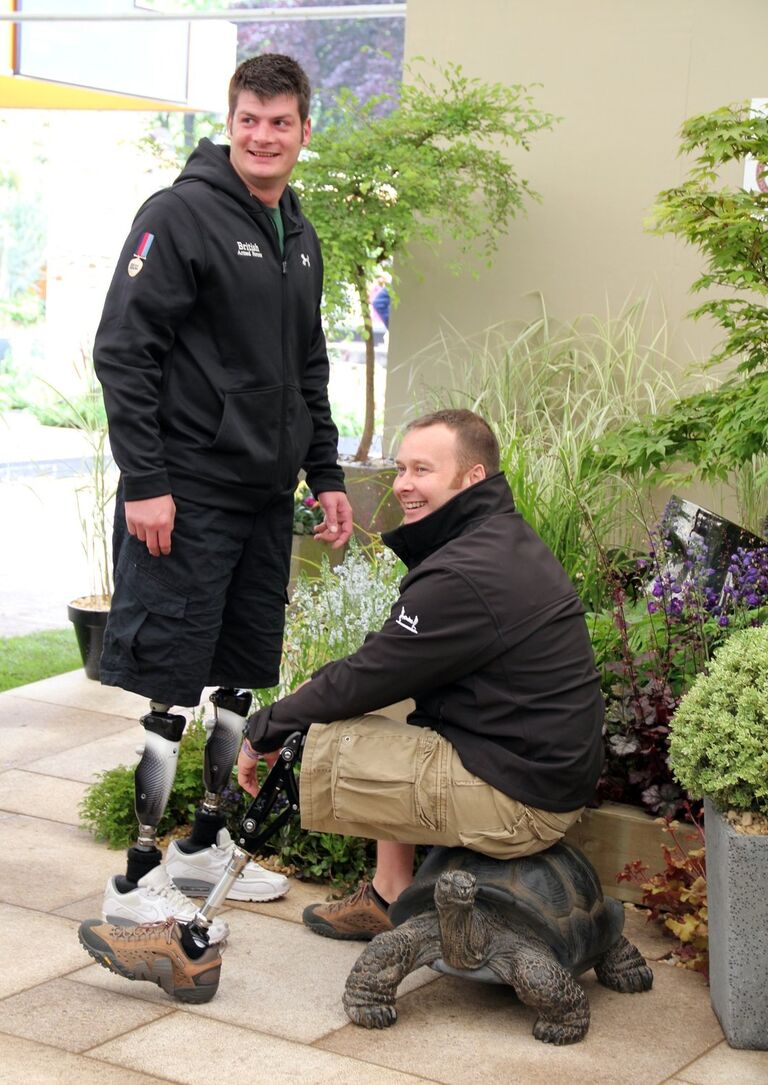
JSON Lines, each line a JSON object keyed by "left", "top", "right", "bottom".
{"left": 102, "top": 864, "right": 229, "bottom": 944}
{"left": 165, "top": 829, "right": 290, "bottom": 902}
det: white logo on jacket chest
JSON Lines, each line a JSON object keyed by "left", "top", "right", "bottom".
{"left": 300, "top": 253, "right": 311, "bottom": 267}
{"left": 236, "top": 241, "right": 262, "bottom": 258}
{"left": 396, "top": 607, "right": 419, "bottom": 634}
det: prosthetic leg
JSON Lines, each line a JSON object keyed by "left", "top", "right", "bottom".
{"left": 186, "top": 731, "right": 304, "bottom": 942}
{"left": 175, "top": 687, "right": 253, "bottom": 856}
{"left": 80, "top": 732, "right": 304, "bottom": 1002}
{"left": 118, "top": 688, "right": 252, "bottom": 891}
{"left": 118, "top": 703, "right": 186, "bottom": 891}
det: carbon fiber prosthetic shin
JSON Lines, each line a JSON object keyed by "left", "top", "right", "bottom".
{"left": 123, "top": 705, "right": 186, "bottom": 886}
{"left": 201, "top": 688, "right": 253, "bottom": 813}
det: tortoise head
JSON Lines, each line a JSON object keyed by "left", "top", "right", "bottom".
{"left": 434, "top": 869, "right": 477, "bottom": 909}
{"left": 434, "top": 870, "right": 488, "bottom": 970}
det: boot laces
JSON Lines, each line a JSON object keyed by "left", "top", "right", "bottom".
{"left": 110, "top": 918, "right": 177, "bottom": 943}
{"left": 325, "top": 881, "right": 375, "bottom": 913}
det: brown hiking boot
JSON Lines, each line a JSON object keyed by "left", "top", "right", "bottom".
{"left": 78, "top": 917, "right": 221, "bottom": 1003}
{"left": 302, "top": 881, "right": 394, "bottom": 940}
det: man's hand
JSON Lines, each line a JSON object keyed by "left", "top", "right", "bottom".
{"left": 125, "top": 495, "right": 176, "bottom": 557}
{"left": 236, "top": 741, "right": 279, "bottom": 798}
{"left": 314, "top": 490, "right": 354, "bottom": 549}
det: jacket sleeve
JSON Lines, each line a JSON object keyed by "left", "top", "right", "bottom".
{"left": 93, "top": 192, "right": 203, "bottom": 501}
{"left": 246, "top": 565, "right": 503, "bottom": 751}
{"left": 298, "top": 230, "right": 345, "bottom": 495}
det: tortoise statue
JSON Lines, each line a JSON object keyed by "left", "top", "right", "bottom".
{"left": 343, "top": 842, "right": 653, "bottom": 1045}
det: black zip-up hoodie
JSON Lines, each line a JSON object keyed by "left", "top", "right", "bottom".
{"left": 247, "top": 473, "right": 605, "bottom": 811}
{"left": 94, "top": 138, "right": 344, "bottom": 511}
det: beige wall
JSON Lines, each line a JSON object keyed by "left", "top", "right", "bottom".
{"left": 385, "top": 0, "right": 766, "bottom": 453}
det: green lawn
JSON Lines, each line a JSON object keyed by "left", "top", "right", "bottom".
{"left": 0, "top": 628, "right": 82, "bottom": 693}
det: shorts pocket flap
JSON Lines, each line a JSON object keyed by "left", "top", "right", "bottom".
{"left": 124, "top": 560, "right": 187, "bottom": 619}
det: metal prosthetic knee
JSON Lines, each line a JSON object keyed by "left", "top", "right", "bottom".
{"left": 200, "top": 688, "right": 252, "bottom": 813}
{"left": 134, "top": 703, "right": 186, "bottom": 849}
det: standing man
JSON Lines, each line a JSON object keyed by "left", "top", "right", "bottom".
{"left": 94, "top": 55, "right": 352, "bottom": 933}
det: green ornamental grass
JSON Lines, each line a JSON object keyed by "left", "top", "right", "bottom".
{"left": 669, "top": 626, "right": 768, "bottom": 815}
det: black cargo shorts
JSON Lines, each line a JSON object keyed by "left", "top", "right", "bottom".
{"left": 100, "top": 487, "right": 293, "bottom": 706}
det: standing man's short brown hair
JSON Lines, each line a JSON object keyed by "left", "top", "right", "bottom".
{"left": 228, "top": 54, "right": 311, "bottom": 122}
{"left": 405, "top": 409, "right": 501, "bottom": 475}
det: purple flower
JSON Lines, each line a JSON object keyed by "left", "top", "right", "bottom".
{"left": 718, "top": 615, "right": 730, "bottom": 627}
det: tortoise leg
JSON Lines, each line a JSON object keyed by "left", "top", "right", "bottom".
{"left": 343, "top": 915, "right": 441, "bottom": 1030}
{"left": 594, "top": 935, "right": 653, "bottom": 993}
{"left": 490, "top": 945, "right": 590, "bottom": 1045}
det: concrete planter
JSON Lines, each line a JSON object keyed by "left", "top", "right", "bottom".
{"left": 342, "top": 461, "right": 401, "bottom": 542}
{"left": 704, "top": 796, "right": 768, "bottom": 1049}
{"left": 289, "top": 532, "right": 345, "bottom": 590}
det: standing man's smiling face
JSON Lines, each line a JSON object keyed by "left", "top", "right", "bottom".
{"left": 393, "top": 423, "right": 486, "bottom": 524}
{"left": 227, "top": 90, "right": 310, "bottom": 206}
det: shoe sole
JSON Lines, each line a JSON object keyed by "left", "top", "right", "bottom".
{"left": 302, "top": 912, "right": 382, "bottom": 941}
{"left": 168, "top": 875, "right": 289, "bottom": 902}
{"left": 78, "top": 927, "right": 220, "bottom": 1004}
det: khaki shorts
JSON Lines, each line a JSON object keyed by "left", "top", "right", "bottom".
{"left": 299, "top": 712, "right": 583, "bottom": 861}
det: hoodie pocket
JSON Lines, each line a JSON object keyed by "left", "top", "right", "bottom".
{"left": 210, "top": 387, "right": 283, "bottom": 485}
{"left": 209, "top": 386, "right": 314, "bottom": 486}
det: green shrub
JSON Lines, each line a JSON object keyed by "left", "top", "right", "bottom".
{"left": 669, "top": 626, "right": 768, "bottom": 815}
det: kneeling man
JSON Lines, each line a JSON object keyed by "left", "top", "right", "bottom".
{"left": 240, "top": 408, "right": 604, "bottom": 939}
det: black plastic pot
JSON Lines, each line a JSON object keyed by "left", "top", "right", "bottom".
{"left": 67, "top": 598, "right": 110, "bottom": 681}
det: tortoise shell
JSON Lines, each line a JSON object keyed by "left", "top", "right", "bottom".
{"left": 389, "top": 841, "right": 625, "bottom": 975}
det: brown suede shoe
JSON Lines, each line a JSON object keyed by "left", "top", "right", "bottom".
{"left": 303, "top": 881, "right": 395, "bottom": 940}
{"left": 78, "top": 918, "right": 221, "bottom": 1003}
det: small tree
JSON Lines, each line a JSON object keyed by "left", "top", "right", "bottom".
{"left": 294, "top": 62, "right": 558, "bottom": 461}
{"left": 598, "top": 103, "right": 768, "bottom": 488}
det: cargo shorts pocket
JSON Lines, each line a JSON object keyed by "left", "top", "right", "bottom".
{"left": 107, "top": 556, "right": 188, "bottom": 671}
{"left": 331, "top": 725, "right": 447, "bottom": 833}
{"left": 524, "top": 805, "right": 584, "bottom": 846}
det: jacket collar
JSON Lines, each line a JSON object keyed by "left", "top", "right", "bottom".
{"left": 382, "top": 472, "right": 515, "bottom": 569}
{"left": 176, "top": 139, "right": 304, "bottom": 233}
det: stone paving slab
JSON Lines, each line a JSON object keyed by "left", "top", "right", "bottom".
{"left": 0, "top": 905, "right": 94, "bottom": 1000}
{"left": 0, "top": 768, "right": 87, "bottom": 824}
{"left": 87, "top": 1013, "right": 431, "bottom": 1085}
{"left": 317, "top": 964, "right": 724, "bottom": 1085}
{"left": 27, "top": 724, "right": 145, "bottom": 783}
{"left": 0, "top": 814, "right": 124, "bottom": 912}
{"left": 0, "top": 977, "right": 173, "bottom": 1052}
{"left": 674, "top": 1042, "right": 768, "bottom": 1084}
{"left": 9, "top": 671, "right": 152, "bottom": 718}
{"left": 0, "top": 694, "right": 134, "bottom": 769}
{"left": 0, "top": 1033, "right": 177, "bottom": 1085}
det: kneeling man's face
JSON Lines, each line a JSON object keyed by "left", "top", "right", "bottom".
{"left": 394, "top": 424, "right": 485, "bottom": 525}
